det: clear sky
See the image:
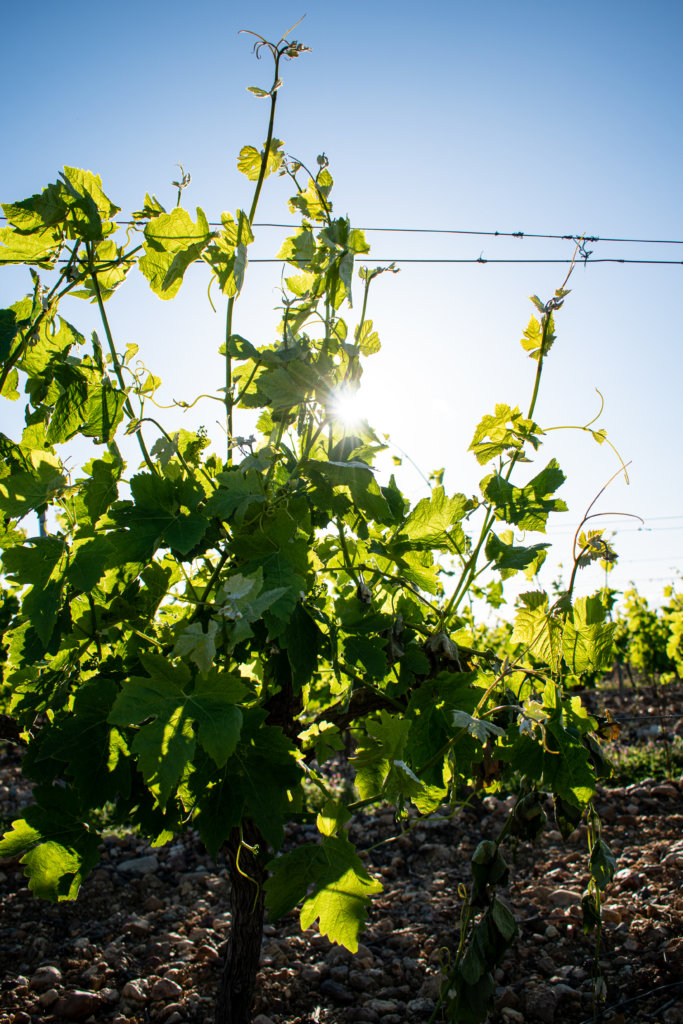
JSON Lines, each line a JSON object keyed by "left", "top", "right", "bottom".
{"left": 2, "top": 0, "right": 682, "bottom": 612}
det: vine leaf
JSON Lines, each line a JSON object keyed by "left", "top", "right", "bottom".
{"left": 140, "top": 207, "right": 214, "bottom": 299}
{"left": 204, "top": 210, "right": 254, "bottom": 297}
{"left": 173, "top": 621, "right": 218, "bottom": 674}
{"left": 265, "top": 834, "right": 382, "bottom": 951}
{"left": 0, "top": 459, "right": 67, "bottom": 520}
{"left": 0, "top": 786, "right": 100, "bottom": 901}
{"left": 511, "top": 592, "right": 562, "bottom": 669}
{"left": 108, "top": 655, "right": 246, "bottom": 805}
{"left": 288, "top": 169, "right": 334, "bottom": 223}
{"left": 277, "top": 227, "right": 316, "bottom": 267}
{"left": 2, "top": 182, "right": 68, "bottom": 233}
{"left": 563, "top": 596, "right": 616, "bottom": 673}
{"left": 590, "top": 838, "right": 617, "bottom": 889}
{"left": 403, "top": 486, "right": 470, "bottom": 547}
{"left": 237, "top": 139, "right": 284, "bottom": 180}
{"left": 354, "top": 319, "right": 381, "bottom": 355}
{"left": 61, "top": 167, "right": 120, "bottom": 240}
{"left": 470, "top": 404, "right": 541, "bottom": 465}
{"left": 194, "top": 713, "right": 302, "bottom": 855}
{"left": 485, "top": 531, "right": 549, "bottom": 581}
{"left": 520, "top": 311, "right": 557, "bottom": 360}
{"left": 305, "top": 459, "right": 392, "bottom": 522}
{"left": 109, "top": 472, "right": 209, "bottom": 558}
{"left": 0, "top": 226, "right": 62, "bottom": 267}
{"left": 484, "top": 459, "right": 567, "bottom": 532}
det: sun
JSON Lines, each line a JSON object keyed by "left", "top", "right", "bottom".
{"left": 331, "top": 387, "right": 367, "bottom": 429}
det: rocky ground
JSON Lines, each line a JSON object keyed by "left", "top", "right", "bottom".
{"left": 1, "top": 685, "right": 682, "bottom": 1024}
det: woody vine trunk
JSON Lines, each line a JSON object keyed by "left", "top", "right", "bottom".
{"left": 216, "top": 823, "right": 268, "bottom": 1024}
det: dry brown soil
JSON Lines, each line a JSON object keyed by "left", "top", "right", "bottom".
{"left": 1, "top": 685, "right": 682, "bottom": 1024}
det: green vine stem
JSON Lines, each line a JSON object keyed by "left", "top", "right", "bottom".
{"left": 224, "top": 27, "right": 308, "bottom": 463}
{"left": 86, "top": 242, "right": 156, "bottom": 472}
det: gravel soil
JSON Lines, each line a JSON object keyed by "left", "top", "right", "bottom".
{"left": 1, "top": 685, "right": 682, "bottom": 1024}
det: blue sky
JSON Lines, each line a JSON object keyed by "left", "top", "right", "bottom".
{"left": 2, "top": 0, "right": 682, "bottom": 610}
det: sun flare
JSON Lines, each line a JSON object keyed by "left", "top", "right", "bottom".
{"left": 331, "top": 388, "right": 368, "bottom": 429}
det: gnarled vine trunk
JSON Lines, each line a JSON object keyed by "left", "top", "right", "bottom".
{"left": 215, "top": 822, "right": 268, "bottom": 1024}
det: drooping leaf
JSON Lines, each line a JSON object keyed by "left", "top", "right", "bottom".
{"left": 61, "top": 167, "right": 120, "bottom": 240}
{"left": 288, "top": 170, "right": 334, "bottom": 223}
{"left": 484, "top": 459, "right": 567, "bottom": 532}
{"left": 204, "top": 210, "right": 254, "bottom": 296}
{"left": 485, "top": 531, "right": 549, "bottom": 581}
{"left": 590, "top": 839, "right": 617, "bottom": 890}
{"left": 266, "top": 833, "right": 382, "bottom": 951}
{"left": 280, "top": 603, "right": 323, "bottom": 690}
{"left": 0, "top": 786, "right": 100, "bottom": 901}
{"left": 140, "top": 207, "right": 213, "bottom": 299}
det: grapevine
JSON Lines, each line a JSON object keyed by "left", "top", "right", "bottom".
{"left": 0, "top": 27, "right": 625, "bottom": 1024}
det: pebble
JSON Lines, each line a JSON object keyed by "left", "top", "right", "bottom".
{"left": 319, "top": 978, "right": 355, "bottom": 1004}
{"left": 151, "top": 977, "right": 183, "bottom": 1000}
{"left": 159, "top": 1003, "right": 185, "bottom": 1020}
{"left": 501, "top": 1009, "right": 525, "bottom": 1023}
{"left": 652, "top": 783, "right": 679, "bottom": 799}
{"left": 117, "top": 853, "right": 159, "bottom": 874}
{"left": 121, "top": 978, "right": 149, "bottom": 1002}
{"left": 29, "top": 965, "right": 62, "bottom": 991}
{"left": 407, "top": 996, "right": 435, "bottom": 1014}
{"left": 524, "top": 983, "right": 557, "bottom": 1022}
{"left": 549, "top": 888, "right": 582, "bottom": 907}
{"left": 144, "top": 894, "right": 165, "bottom": 911}
{"left": 418, "top": 974, "right": 441, "bottom": 1000}
{"left": 53, "top": 990, "right": 102, "bottom": 1019}
{"left": 552, "top": 982, "right": 580, "bottom": 1001}
{"left": 326, "top": 944, "right": 353, "bottom": 965}
{"left": 126, "top": 914, "right": 151, "bottom": 936}
{"left": 496, "top": 986, "right": 520, "bottom": 1009}
{"left": 38, "top": 988, "right": 59, "bottom": 1008}
{"left": 365, "top": 998, "right": 398, "bottom": 1013}
{"left": 614, "top": 868, "right": 642, "bottom": 889}
{"left": 195, "top": 942, "right": 220, "bottom": 961}
{"left": 349, "top": 969, "right": 374, "bottom": 992}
